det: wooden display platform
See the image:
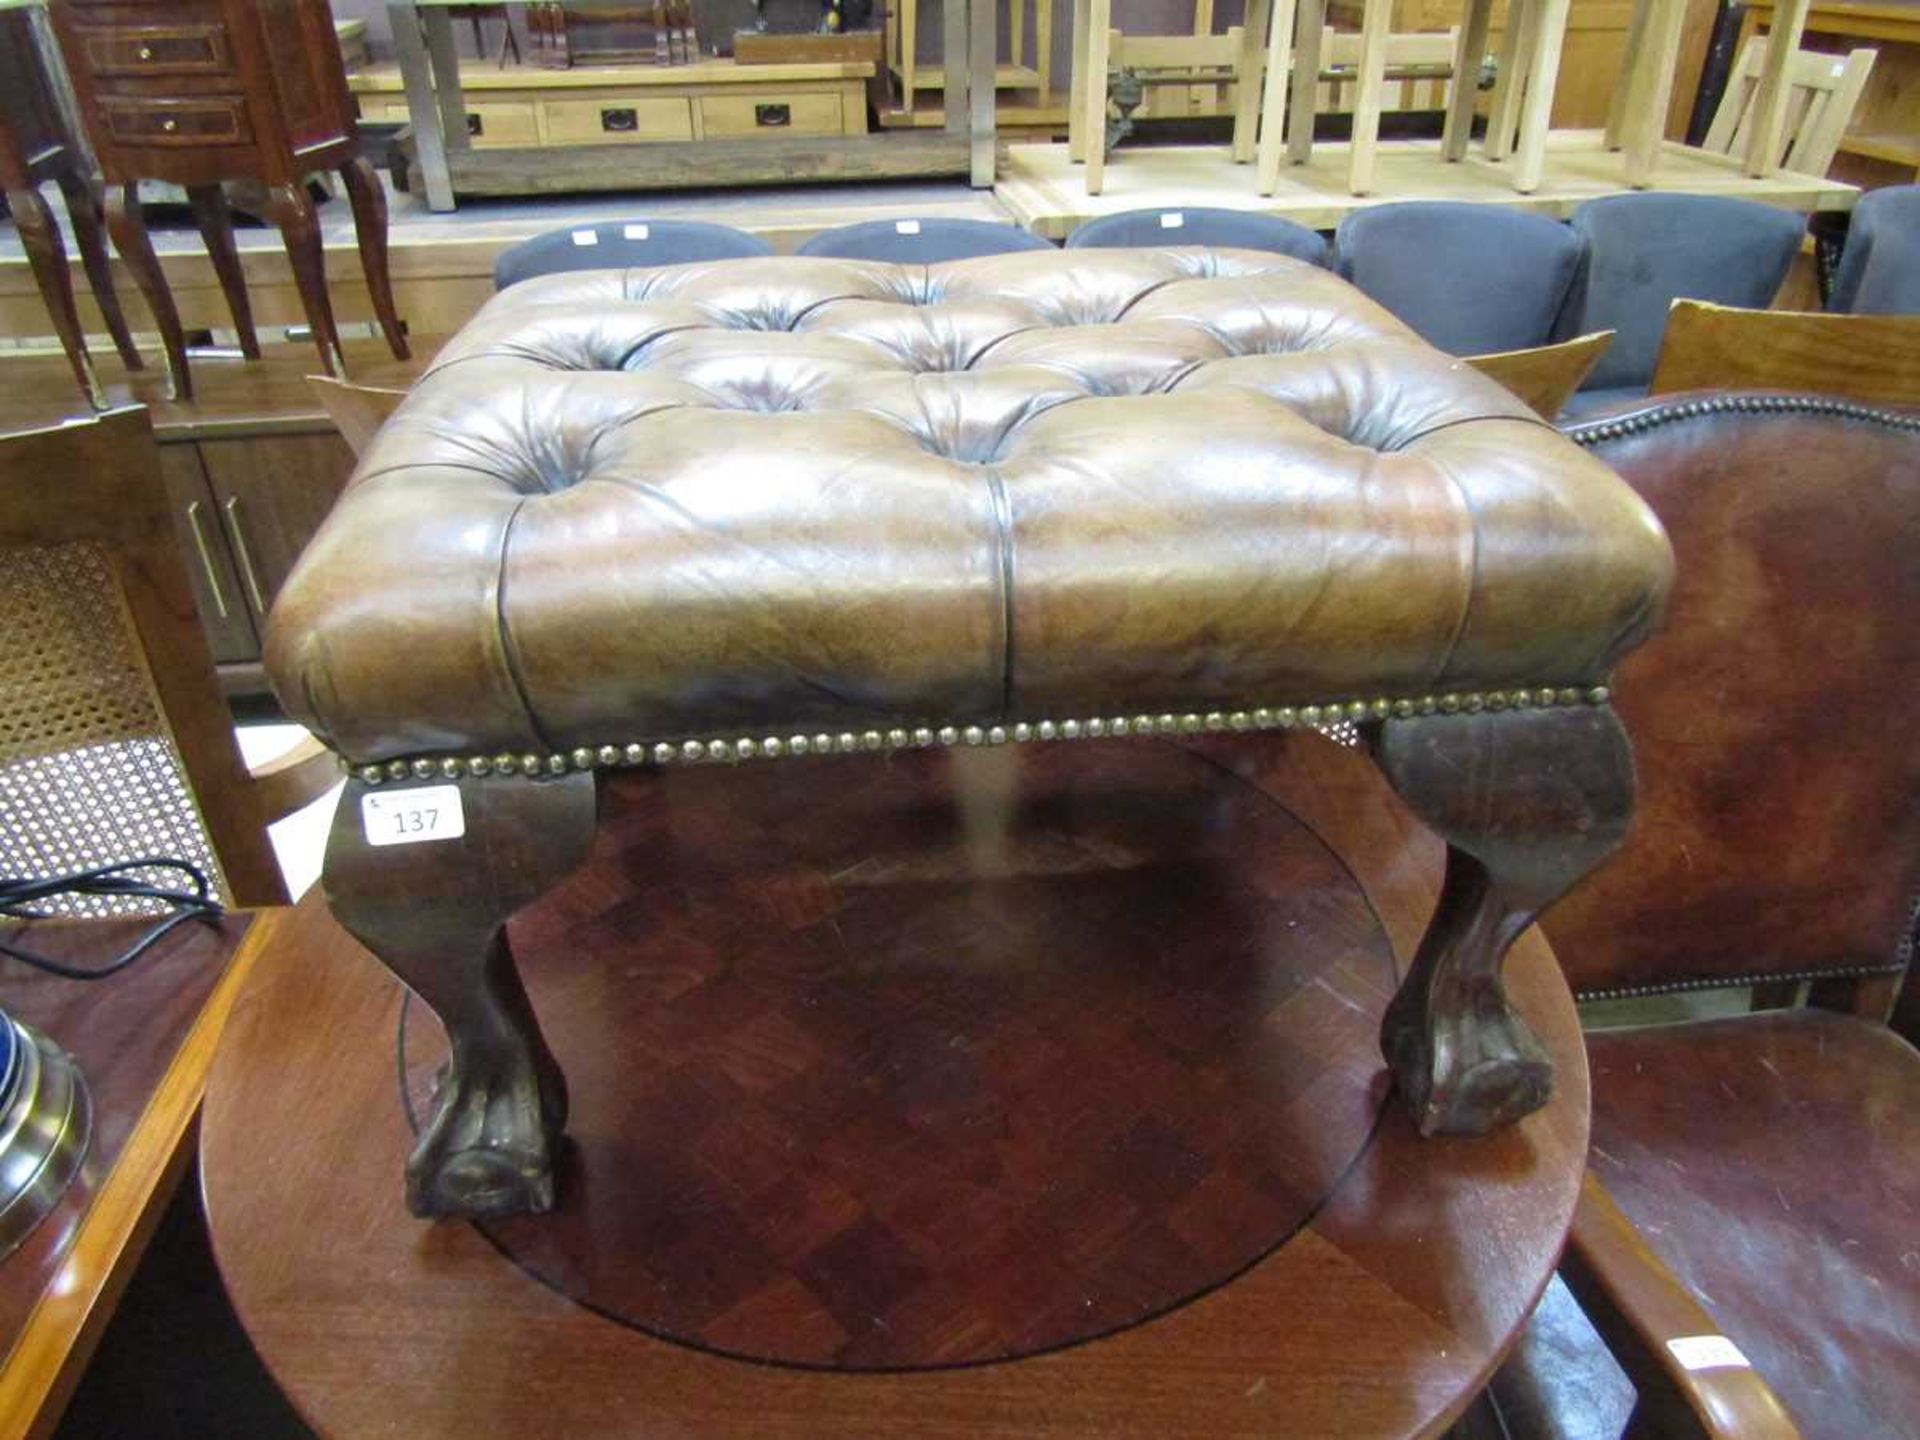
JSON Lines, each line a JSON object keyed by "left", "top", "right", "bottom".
{"left": 200, "top": 731, "right": 1589, "bottom": 1438}
{"left": 996, "top": 129, "right": 1860, "bottom": 237}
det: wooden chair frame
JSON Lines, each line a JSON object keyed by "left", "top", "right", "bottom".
{"left": 1465, "top": 331, "right": 1615, "bottom": 417}
{"left": 893, "top": 0, "right": 1054, "bottom": 116}
{"left": 0, "top": 409, "right": 337, "bottom": 909}
{"left": 1700, "top": 37, "right": 1875, "bottom": 178}
{"left": 1436, "top": 0, "right": 1574, "bottom": 195}
{"left": 1648, "top": 300, "right": 1920, "bottom": 407}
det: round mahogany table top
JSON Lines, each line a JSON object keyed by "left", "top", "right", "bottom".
{"left": 202, "top": 732, "right": 1588, "bottom": 1440}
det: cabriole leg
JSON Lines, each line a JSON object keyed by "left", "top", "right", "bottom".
{"left": 324, "top": 770, "right": 598, "bottom": 1218}
{"left": 1375, "top": 704, "right": 1634, "bottom": 1134}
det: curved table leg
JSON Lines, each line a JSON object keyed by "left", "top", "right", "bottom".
{"left": 1375, "top": 703, "right": 1634, "bottom": 1134}
{"left": 187, "top": 183, "right": 262, "bottom": 360}
{"left": 9, "top": 183, "right": 103, "bottom": 409}
{"left": 104, "top": 180, "right": 191, "bottom": 401}
{"left": 340, "top": 157, "right": 409, "bottom": 360}
{"left": 57, "top": 173, "right": 143, "bottom": 372}
{"left": 267, "top": 181, "right": 345, "bottom": 379}
{"left": 325, "top": 771, "right": 598, "bottom": 1218}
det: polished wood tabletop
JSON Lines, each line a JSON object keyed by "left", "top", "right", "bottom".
{"left": 201, "top": 732, "right": 1589, "bottom": 1438}
{"left": 0, "top": 914, "right": 255, "bottom": 1440}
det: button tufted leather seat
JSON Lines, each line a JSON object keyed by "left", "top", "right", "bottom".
{"left": 268, "top": 249, "right": 1671, "bottom": 768}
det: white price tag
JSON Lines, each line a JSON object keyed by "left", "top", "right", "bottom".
{"left": 570, "top": 228, "right": 600, "bottom": 247}
{"left": 1667, "top": 1336, "right": 1751, "bottom": 1372}
{"left": 623, "top": 223, "right": 651, "bottom": 240}
{"left": 1159, "top": 211, "right": 1186, "bottom": 229}
{"left": 362, "top": 786, "right": 466, "bottom": 847}
{"left": 895, "top": 219, "right": 922, "bottom": 235}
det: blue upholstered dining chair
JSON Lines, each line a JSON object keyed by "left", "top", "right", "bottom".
{"left": 1333, "top": 202, "right": 1587, "bottom": 356}
{"left": 796, "top": 218, "right": 1055, "bottom": 263}
{"left": 1828, "top": 185, "right": 1920, "bottom": 315}
{"left": 1067, "top": 208, "right": 1330, "bottom": 266}
{"left": 493, "top": 220, "right": 773, "bottom": 290}
{"left": 1563, "top": 194, "right": 1806, "bottom": 413}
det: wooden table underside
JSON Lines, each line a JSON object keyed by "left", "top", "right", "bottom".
{"left": 201, "top": 731, "right": 1589, "bottom": 1438}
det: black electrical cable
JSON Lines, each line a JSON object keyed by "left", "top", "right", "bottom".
{"left": 0, "top": 858, "right": 224, "bottom": 980}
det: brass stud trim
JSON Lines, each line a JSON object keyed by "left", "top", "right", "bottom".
{"left": 345, "top": 686, "right": 1618, "bottom": 786}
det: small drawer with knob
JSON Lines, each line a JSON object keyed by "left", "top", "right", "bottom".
{"left": 75, "top": 24, "right": 233, "bottom": 77}
{"left": 102, "top": 96, "right": 252, "bottom": 147}
{"left": 698, "top": 93, "right": 843, "bottom": 138}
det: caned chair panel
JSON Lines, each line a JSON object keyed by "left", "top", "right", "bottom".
{"left": 0, "top": 409, "right": 340, "bottom": 911}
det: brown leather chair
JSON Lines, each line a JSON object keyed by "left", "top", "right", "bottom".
{"left": 1494, "top": 393, "right": 1920, "bottom": 1440}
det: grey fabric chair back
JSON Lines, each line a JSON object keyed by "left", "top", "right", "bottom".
{"left": 1333, "top": 202, "right": 1586, "bottom": 355}
{"left": 1571, "top": 194, "right": 1805, "bottom": 389}
{"left": 494, "top": 220, "right": 773, "bottom": 290}
{"left": 1829, "top": 185, "right": 1920, "bottom": 315}
{"left": 797, "top": 218, "right": 1054, "bottom": 263}
{"left": 1067, "top": 208, "right": 1329, "bottom": 265}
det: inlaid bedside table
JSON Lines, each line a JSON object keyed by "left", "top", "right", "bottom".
{"left": 0, "top": 4, "right": 143, "bottom": 408}
{"left": 47, "top": 0, "right": 409, "bottom": 400}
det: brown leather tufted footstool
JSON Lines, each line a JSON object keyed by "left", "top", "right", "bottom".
{"left": 268, "top": 249, "right": 1672, "bottom": 1219}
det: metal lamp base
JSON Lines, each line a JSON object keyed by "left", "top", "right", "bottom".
{"left": 0, "top": 1012, "right": 91, "bottom": 1261}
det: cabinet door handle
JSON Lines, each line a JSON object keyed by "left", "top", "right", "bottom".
{"left": 223, "top": 495, "right": 269, "bottom": 614}
{"left": 184, "top": 500, "right": 230, "bottom": 619}
{"left": 601, "top": 107, "right": 637, "bottom": 133}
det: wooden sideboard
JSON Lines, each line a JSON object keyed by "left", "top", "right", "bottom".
{"left": 0, "top": 337, "right": 432, "bottom": 698}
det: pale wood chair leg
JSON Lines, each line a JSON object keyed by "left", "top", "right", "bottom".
{"left": 1191, "top": 0, "right": 1216, "bottom": 109}
{"left": 1068, "top": 0, "right": 1090, "bottom": 160}
{"left": 943, "top": 0, "right": 967, "bottom": 131}
{"left": 1346, "top": 0, "right": 1393, "bottom": 194}
{"left": 1012, "top": 0, "right": 1025, "bottom": 71}
{"left": 1512, "top": 0, "right": 1570, "bottom": 192}
{"left": 1441, "top": 0, "right": 1493, "bottom": 161}
{"left": 1744, "top": 0, "right": 1813, "bottom": 176}
{"left": 1083, "top": 0, "right": 1111, "bottom": 192}
{"left": 1286, "top": 0, "right": 1325, "bottom": 165}
{"left": 1037, "top": 0, "right": 1054, "bottom": 104}
{"left": 1234, "top": 0, "right": 1273, "bottom": 163}
{"left": 1256, "top": 0, "right": 1299, "bottom": 192}
{"left": 1605, "top": 0, "right": 1654, "bottom": 148}
{"left": 901, "top": 0, "right": 918, "bottom": 114}
{"left": 1622, "top": 0, "right": 1689, "bottom": 187}
{"left": 1484, "top": 0, "right": 1535, "bottom": 162}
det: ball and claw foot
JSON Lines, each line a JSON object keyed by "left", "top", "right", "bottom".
{"left": 1382, "top": 976, "right": 1555, "bottom": 1136}
{"left": 407, "top": 1050, "right": 568, "bottom": 1219}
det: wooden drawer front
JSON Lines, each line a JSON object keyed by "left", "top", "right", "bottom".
{"left": 699, "top": 93, "right": 842, "bottom": 138}
{"left": 77, "top": 24, "right": 231, "bottom": 76}
{"left": 355, "top": 96, "right": 411, "bottom": 123}
{"left": 542, "top": 97, "right": 692, "bottom": 145}
{"left": 462, "top": 102, "right": 540, "bottom": 149}
{"left": 103, "top": 96, "right": 252, "bottom": 147}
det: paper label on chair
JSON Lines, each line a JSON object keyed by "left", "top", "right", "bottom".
{"left": 362, "top": 786, "right": 466, "bottom": 847}
{"left": 895, "top": 220, "right": 922, "bottom": 235}
{"left": 623, "top": 224, "right": 651, "bottom": 241}
{"left": 1667, "top": 1336, "right": 1751, "bottom": 1372}
{"left": 1159, "top": 212, "right": 1185, "bottom": 229}
{"left": 570, "top": 229, "right": 599, "bottom": 247}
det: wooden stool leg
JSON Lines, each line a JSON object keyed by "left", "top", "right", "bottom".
{"left": 326, "top": 771, "right": 599, "bottom": 1218}
{"left": 1376, "top": 705, "right": 1634, "bottom": 1135}
{"left": 1483, "top": 0, "right": 1533, "bottom": 161}
{"left": 57, "top": 174, "right": 143, "bottom": 372}
{"left": 186, "top": 184, "right": 262, "bottom": 360}
{"left": 901, "top": 0, "right": 918, "bottom": 114}
{"left": 1036, "top": 0, "right": 1054, "bottom": 105}
{"left": 1622, "top": 0, "right": 1688, "bottom": 187}
{"left": 1441, "top": 0, "right": 1493, "bottom": 161}
{"left": 1511, "top": 0, "right": 1570, "bottom": 192}
{"left": 104, "top": 180, "right": 191, "bottom": 402}
{"left": 1067, "top": 0, "right": 1090, "bottom": 160}
{"left": 1286, "top": 0, "right": 1324, "bottom": 165}
{"left": 267, "top": 181, "right": 345, "bottom": 379}
{"left": 1605, "top": 0, "right": 1654, "bottom": 149}
{"left": 1346, "top": 0, "right": 1393, "bottom": 195}
{"left": 340, "top": 157, "right": 411, "bottom": 360}
{"left": 1082, "top": 0, "right": 1111, "bottom": 193}
{"left": 10, "top": 184, "right": 103, "bottom": 409}
{"left": 1233, "top": 0, "right": 1272, "bottom": 163}
{"left": 1255, "top": 0, "right": 1298, "bottom": 191}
